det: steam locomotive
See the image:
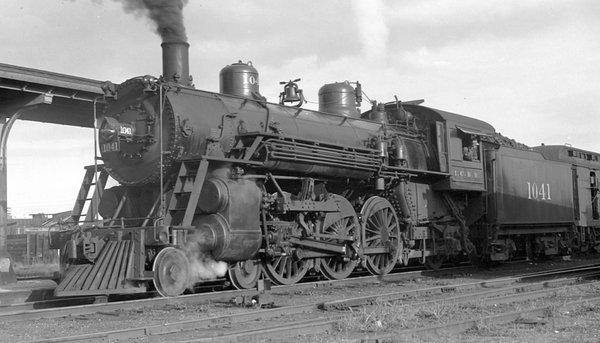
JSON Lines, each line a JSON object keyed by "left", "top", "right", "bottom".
{"left": 50, "top": 41, "right": 600, "bottom": 297}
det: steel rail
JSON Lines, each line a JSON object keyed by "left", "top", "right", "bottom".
{"left": 361, "top": 293, "right": 600, "bottom": 341}
{"left": 2, "top": 261, "right": 596, "bottom": 323}
{"left": 188, "top": 284, "right": 600, "bottom": 343}
{"left": 36, "top": 303, "right": 317, "bottom": 343}
{"left": 1, "top": 261, "right": 596, "bottom": 322}
{"left": 474, "top": 280, "right": 595, "bottom": 307}
{"left": 362, "top": 272, "right": 600, "bottom": 311}
{"left": 32, "top": 265, "right": 600, "bottom": 342}
{"left": 0, "top": 265, "right": 469, "bottom": 323}
{"left": 186, "top": 270, "right": 600, "bottom": 343}
{"left": 177, "top": 276, "right": 600, "bottom": 343}
{"left": 320, "top": 263, "right": 600, "bottom": 310}
{"left": 0, "top": 294, "right": 107, "bottom": 313}
{"left": 0, "top": 287, "right": 257, "bottom": 323}
{"left": 184, "top": 317, "right": 336, "bottom": 343}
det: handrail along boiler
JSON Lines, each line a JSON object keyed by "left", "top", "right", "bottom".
{"left": 50, "top": 41, "right": 600, "bottom": 297}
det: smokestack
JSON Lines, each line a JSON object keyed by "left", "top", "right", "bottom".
{"left": 161, "top": 41, "right": 192, "bottom": 86}
{"left": 111, "top": 1, "right": 191, "bottom": 86}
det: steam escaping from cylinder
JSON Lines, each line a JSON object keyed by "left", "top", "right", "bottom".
{"left": 187, "top": 256, "right": 228, "bottom": 283}
{"left": 112, "top": 0, "right": 189, "bottom": 42}
{"left": 182, "top": 233, "right": 228, "bottom": 287}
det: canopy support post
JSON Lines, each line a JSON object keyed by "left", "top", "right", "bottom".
{"left": 0, "top": 93, "right": 53, "bottom": 284}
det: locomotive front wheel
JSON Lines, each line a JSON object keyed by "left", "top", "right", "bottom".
{"left": 229, "top": 260, "right": 261, "bottom": 289}
{"left": 361, "top": 196, "right": 401, "bottom": 276}
{"left": 152, "top": 247, "right": 190, "bottom": 297}
{"left": 263, "top": 256, "right": 310, "bottom": 285}
{"left": 319, "top": 215, "right": 359, "bottom": 280}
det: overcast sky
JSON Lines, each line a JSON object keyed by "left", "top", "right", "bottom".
{"left": 2, "top": 0, "right": 599, "bottom": 217}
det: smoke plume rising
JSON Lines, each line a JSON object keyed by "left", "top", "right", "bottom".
{"left": 113, "top": 0, "right": 189, "bottom": 42}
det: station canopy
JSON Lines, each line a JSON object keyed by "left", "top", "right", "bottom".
{"left": 0, "top": 63, "right": 105, "bottom": 127}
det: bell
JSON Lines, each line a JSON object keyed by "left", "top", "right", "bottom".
{"left": 279, "top": 78, "right": 305, "bottom": 106}
{"left": 283, "top": 84, "right": 300, "bottom": 102}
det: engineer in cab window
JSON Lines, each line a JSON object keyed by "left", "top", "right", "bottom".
{"left": 463, "top": 138, "right": 479, "bottom": 161}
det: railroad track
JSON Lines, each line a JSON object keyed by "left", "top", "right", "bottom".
{"left": 0, "top": 277, "right": 231, "bottom": 313}
{"left": 0, "top": 260, "right": 498, "bottom": 311}
{"left": 359, "top": 287, "right": 600, "bottom": 342}
{"left": 3, "top": 258, "right": 537, "bottom": 315}
{"left": 31, "top": 263, "right": 600, "bottom": 342}
{"left": 0, "top": 264, "right": 473, "bottom": 323}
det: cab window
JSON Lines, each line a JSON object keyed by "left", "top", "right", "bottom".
{"left": 461, "top": 134, "right": 480, "bottom": 161}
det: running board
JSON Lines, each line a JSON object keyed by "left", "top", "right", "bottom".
{"left": 55, "top": 240, "right": 146, "bottom": 296}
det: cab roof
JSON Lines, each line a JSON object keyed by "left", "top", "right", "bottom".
{"left": 403, "top": 104, "right": 495, "bottom": 134}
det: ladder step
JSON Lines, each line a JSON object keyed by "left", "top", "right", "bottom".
{"left": 169, "top": 208, "right": 188, "bottom": 212}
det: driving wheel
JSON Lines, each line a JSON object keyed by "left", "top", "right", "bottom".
{"left": 319, "top": 195, "right": 360, "bottom": 280}
{"left": 263, "top": 255, "right": 310, "bottom": 285}
{"left": 361, "top": 196, "right": 401, "bottom": 276}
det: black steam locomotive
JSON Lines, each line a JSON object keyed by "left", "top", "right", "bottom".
{"left": 50, "top": 41, "right": 600, "bottom": 297}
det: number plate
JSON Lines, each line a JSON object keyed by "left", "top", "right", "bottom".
{"left": 101, "top": 141, "right": 120, "bottom": 153}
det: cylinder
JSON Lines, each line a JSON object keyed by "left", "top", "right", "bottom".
{"left": 162, "top": 42, "right": 192, "bottom": 86}
{"left": 219, "top": 61, "right": 260, "bottom": 98}
{"left": 191, "top": 213, "right": 261, "bottom": 262}
{"left": 188, "top": 178, "right": 262, "bottom": 262}
{"left": 198, "top": 178, "right": 229, "bottom": 214}
{"left": 318, "top": 81, "right": 359, "bottom": 117}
